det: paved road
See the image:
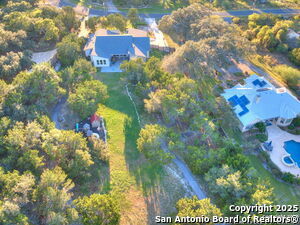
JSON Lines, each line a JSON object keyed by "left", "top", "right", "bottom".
{"left": 145, "top": 18, "right": 168, "bottom": 47}
{"left": 161, "top": 142, "right": 207, "bottom": 199}
{"left": 106, "top": 0, "right": 119, "bottom": 12}
{"left": 172, "top": 155, "right": 207, "bottom": 199}
{"left": 58, "top": 0, "right": 299, "bottom": 19}
{"left": 216, "top": 8, "right": 300, "bottom": 17}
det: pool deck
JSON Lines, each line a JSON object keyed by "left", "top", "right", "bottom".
{"left": 266, "top": 124, "right": 300, "bottom": 177}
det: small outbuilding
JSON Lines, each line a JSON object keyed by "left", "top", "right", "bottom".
{"left": 90, "top": 114, "right": 101, "bottom": 128}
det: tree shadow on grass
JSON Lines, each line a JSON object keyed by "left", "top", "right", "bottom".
{"left": 124, "top": 116, "right": 166, "bottom": 196}
{"left": 98, "top": 73, "right": 166, "bottom": 194}
{"left": 98, "top": 73, "right": 169, "bottom": 221}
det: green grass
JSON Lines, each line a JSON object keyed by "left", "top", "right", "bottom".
{"left": 116, "top": 1, "right": 187, "bottom": 14}
{"left": 95, "top": 72, "right": 165, "bottom": 193}
{"left": 95, "top": 72, "right": 167, "bottom": 222}
{"left": 248, "top": 154, "right": 300, "bottom": 206}
{"left": 149, "top": 49, "right": 167, "bottom": 59}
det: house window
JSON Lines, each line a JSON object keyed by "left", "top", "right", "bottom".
{"left": 96, "top": 60, "right": 100, "bottom": 65}
{"left": 285, "top": 119, "right": 292, "bottom": 124}
{"left": 100, "top": 60, "right": 103, "bottom": 65}
{"left": 103, "top": 60, "right": 106, "bottom": 65}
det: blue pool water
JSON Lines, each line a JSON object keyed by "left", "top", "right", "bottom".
{"left": 283, "top": 156, "right": 293, "bottom": 165}
{"left": 284, "top": 140, "right": 300, "bottom": 168}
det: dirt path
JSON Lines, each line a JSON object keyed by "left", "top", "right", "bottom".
{"left": 51, "top": 97, "right": 67, "bottom": 129}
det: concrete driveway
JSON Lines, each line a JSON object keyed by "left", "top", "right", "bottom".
{"left": 145, "top": 18, "right": 168, "bottom": 48}
{"left": 101, "top": 61, "right": 122, "bottom": 73}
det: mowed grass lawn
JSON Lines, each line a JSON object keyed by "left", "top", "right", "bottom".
{"left": 95, "top": 72, "right": 166, "bottom": 224}
{"left": 248, "top": 155, "right": 300, "bottom": 207}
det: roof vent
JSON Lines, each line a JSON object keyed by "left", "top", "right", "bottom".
{"left": 254, "top": 94, "right": 261, "bottom": 103}
{"left": 257, "top": 88, "right": 271, "bottom": 92}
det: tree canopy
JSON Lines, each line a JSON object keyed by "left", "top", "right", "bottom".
{"left": 137, "top": 124, "right": 173, "bottom": 164}
{"left": 68, "top": 80, "right": 108, "bottom": 119}
{"left": 176, "top": 197, "right": 222, "bottom": 224}
{"left": 75, "top": 194, "right": 120, "bottom": 225}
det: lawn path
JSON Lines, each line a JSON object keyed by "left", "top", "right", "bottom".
{"left": 96, "top": 73, "right": 149, "bottom": 224}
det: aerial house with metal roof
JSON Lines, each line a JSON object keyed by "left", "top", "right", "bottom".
{"left": 222, "top": 74, "right": 300, "bottom": 132}
{"left": 84, "top": 28, "right": 150, "bottom": 68}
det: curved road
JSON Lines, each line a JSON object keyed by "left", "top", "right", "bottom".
{"left": 172, "top": 154, "right": 207, "bottom": 199}
{"left": 161, "top": 142, "right": 207, "bottom": 199}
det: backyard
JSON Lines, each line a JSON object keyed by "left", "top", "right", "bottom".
{"left": 95, "top": 72, "right": 189, "bottom": 224}
{"left": 248, "top": 154, "right": 300, "bottom": 207}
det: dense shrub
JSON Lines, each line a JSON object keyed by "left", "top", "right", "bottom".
{"left": 289, "top": 48, "right": 300, "bottom": 66}
{"left": 255, "top": 122, "right": 266, "bottom": 133}
{"left": 292, "top": 117, "right": 300, "bottom": 127}
{"left": 68, "top": 80, "right": 108, "bottom": 119}
{"left": 273, "top": 65, "right": 300, "bottom": 92}
{"left": 256, "top": 133, "right": 268, "bottom": 142}
{"left": 282, "top": 172, "right": 297, "bottom": 184}
{"left": 57, "top": 34, "right": 84, "bottom": 66}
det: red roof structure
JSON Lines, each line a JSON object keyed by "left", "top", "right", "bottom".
{"left": 90, "top": 114, "right": 100, "bottom": 123}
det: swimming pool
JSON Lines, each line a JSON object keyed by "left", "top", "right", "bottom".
{"left": 283, "top": 156, "right": 294, "bottom": 165}
{"left": 284, "top": 140, "right": 300, "bottom": 168}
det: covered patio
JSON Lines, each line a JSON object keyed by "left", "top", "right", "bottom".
{"left": 266, "top": 124, "right": 300, "bottom": 176}
{"left": 101, "top": 61, "right": 122, "bottom": 73}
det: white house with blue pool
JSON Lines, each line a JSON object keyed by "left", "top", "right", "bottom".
{"left": 222, "top": 74, "right": 300, "bottom": 132}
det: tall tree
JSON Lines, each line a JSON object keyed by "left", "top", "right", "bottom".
{"left": 60, "top": 58, "right": 96, "bottom": 92}
{"left": 42, "top": 129, "right": 94, "bottom": 180}
{"left": 127, "top": 8, "right": 139, "bottom": 27}
{"left": 137, "top": 124, "right": 173, "bottom": 164}
{"left": 204, "top": 165, "right": 246, "bottom": 202}
{"left": 57, "top": 34, "right": 84, "bottom": 66}
{"left": 159, "top": 3, "right": 211, "bottom": 43}
{"left": 176, "top": 197, "right": 222, "bottom": 225}
{"left": 3, "top": 63, "right": 65, "bottom": 120}
{"left": 68, "top": 80, "right": 108, "bottom": 119}
{"left": 0, "top": 167, "right": 35, "bottom": 225}
{"left": 33, "top": 167, "right": 78, "bottom": 225}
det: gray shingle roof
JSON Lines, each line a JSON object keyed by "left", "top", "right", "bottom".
{"left": 86, "top": 29, "right": 150, "bottom": 58}
{"left": 94, "top": 35, "right": 134, "bottom": 58}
